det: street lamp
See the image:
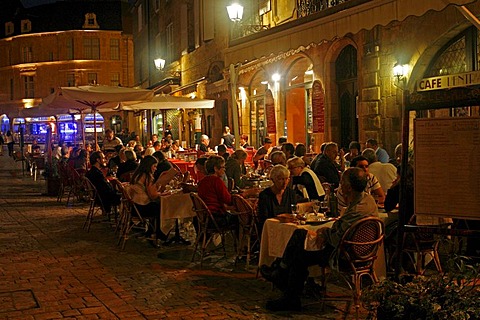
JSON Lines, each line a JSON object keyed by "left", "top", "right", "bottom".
{"left": 226, "top": 3, "right": 243, "bottom": 22}
{"left": 154, "top": 58, "right": 165, "bottom": 70}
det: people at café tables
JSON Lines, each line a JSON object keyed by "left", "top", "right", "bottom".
{"left": 269, "top": 150, "right": 287, "bottom": 166}
{"left": 257, "top": 165, "right": 297, "bottom": 225}
{"left": 170, "top": 140, "right": 183, "bottom": 155}
{"left": 365, "top": 138, "right": 389, "bottom": 163}
{"left": 281, "top": 142, "right": 295, "bottom": 160}
{"left": 133, "top": 144, "right": 144, "bottom": 161}
{"left": 117, "top": 149, "right": 138, "bottom": 182}
{"left": 260, "top": 167, "right": 378, "bottom": 311}
{"left": 199, "top": 134, "right": 211, "bottom": 153}
{"left": 344, "top": 141, "right": 361, "bottom": 163}
{"left": 102, "top": 128, "right": 123, "bottom": 153}
{"left": 73, "top": 148, "right": 88, "bottom": 173}
{"left": 85, "top": 151, "right": 121, "bottom": 217}
{"left": 217, "top": 144, "right": 229, "bottom": 162}
{"left": 152, "top": 151, "right": 172, "bottom": 182}
{"left": 225, "top": 149, "right": 248, "bottom": 189}
{"left": 127, "top": 140, "right": 137, "bottom": 149}
{"left": 274, "top": 136, "right": 288, "bottom": 152}
{"left": 362, "top": 148, "right": 397, "bottom": 192}
{"left": 309, "top": 142, "right": 328, "bottom": 171}
{"left": 220, "top": 126, "right": 235, "bottom": 149}
{"left": 108, "top": 145, "right": 124, "bottom": 169}
{"left": 134, "top": 134, "right": 142, "bottom": 147}
{"left": 312, "top": 142, "right": 342, "bottom": 188}
{"left": 31, "top": 139, "right": 42, "bottom": 154}
{"left": 253, "top": 137, "right": 272, "bottom": 168}
{"left": 294, "top": 143, "right": 311, "bottom": 167}
{"left": 197, "top": 155, "right": 236, "bottom": 228}
{"left": 5, "top": 130, "right": 14, "bottom": 157}
{"left": 194, "top": 157, "right": 208, "bottom": 183}
{"left": 151, "top": 133, "right": 159, "bottom": 145}
{"left": 239, "top": 134, "right": 249, "bottom": 149}
{"left": 143, "top": 142, "right": 155, "bottom": 157}
{"left": 128, "top": 155, "right": 167, "bottom": 243}
{"left": 163, "top": 124, "right": 173, "bottom": 139}
{"left": 336, "top": 155, "right": 385, "bottom": 211}
{"left": 287, "top": 157, "right": 325, "bottom": 201}
{"left": 389, "top": 143, "right": 403, "bottom": 169}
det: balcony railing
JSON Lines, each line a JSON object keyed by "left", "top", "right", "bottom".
{"left": 297, "top": 0, "right": 351, "bottom": 18}
{"left": 230, "top": 0, "right": 364, "bottom": 41}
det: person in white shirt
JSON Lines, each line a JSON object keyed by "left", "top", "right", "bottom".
{"left": 362, "top": 148, "right": 398, "bottom": 192}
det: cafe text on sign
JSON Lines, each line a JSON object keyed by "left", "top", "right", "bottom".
{"left": 416, "top": 70, "right": 480, "bottom": 92}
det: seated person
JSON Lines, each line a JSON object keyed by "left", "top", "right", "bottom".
{"left": 85, "top": 151, "right": 121, "bottom": 215}
{"left": 152, "top": 151, "right": 172, "bottom": 182}
{"left": 261, "top": 167, "right": 378, "bottom": 311}
{"left": 117, "top": 149, "right": 138, "bottom": 182}
{"left": 197, "top": 155, "right": 236, "bottom": 228}
{"left": 225, "top": 149, "right": 248, "bottom": 189}
{"left": 128, "top": 155, "right": 167, "bottom": 242}
{"left": 74, "top": 149, "right": 88, "bottom": 173}
{"left": 287, "top": 156, "right": 325, "bottom": 201}
{"left": 257, "top": 165, "right": 297, "bottom": 225}
{"left": 337, "top": 155, "right": 385, "bottom": 213}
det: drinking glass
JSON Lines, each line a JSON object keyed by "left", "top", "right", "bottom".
{"left": 312, "top": 200, "right": 320, "bottom": 215}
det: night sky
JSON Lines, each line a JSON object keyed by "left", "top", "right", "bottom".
{"left": 21, "top": 0, "right": 59, "bottom": 7}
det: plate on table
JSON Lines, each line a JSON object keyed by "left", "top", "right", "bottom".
{"left": 305, "top": 218, "right": 334, "bottom": 225}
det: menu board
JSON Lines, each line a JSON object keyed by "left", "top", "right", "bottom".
{"left": 414, "top": 118, "right": 480, "bottom": 219}
{"left": 265, "top": 89, "right": 276, "bottom": 134}
{"left": 312, "top": 80, "right": 325, "bottom": 133}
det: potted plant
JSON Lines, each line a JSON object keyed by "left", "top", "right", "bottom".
{"left": 362, "top": 256, "right": 480, "bottom": 320}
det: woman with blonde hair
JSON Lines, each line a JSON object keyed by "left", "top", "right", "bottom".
{"left": 257, "top": 165, "right": 297, "bottom": 224}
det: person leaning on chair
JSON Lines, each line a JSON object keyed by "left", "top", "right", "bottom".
{"left": 260, "top": 167, "right": 379, "bottom": 312}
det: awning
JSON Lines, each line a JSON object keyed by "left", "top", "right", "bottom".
{"left": 225, "top": 0, "right": 477, "bottom": 65}
{"left": 122, "top": 94, "right": 215, "bottom": 110}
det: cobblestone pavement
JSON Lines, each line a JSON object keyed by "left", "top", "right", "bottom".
{"left": 0, "top": 153, "right": 365, "bottom": 319}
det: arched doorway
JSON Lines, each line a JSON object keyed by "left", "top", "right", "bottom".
{"left": 284, "top": 57, "right": 314, "bottom": 146}
{"left": 335, "top": 45, "right": 358, "bottom": 149}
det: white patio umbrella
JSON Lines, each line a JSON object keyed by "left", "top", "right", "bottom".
{"left": 60, "top": 85, "right": 154, "bottom": 148}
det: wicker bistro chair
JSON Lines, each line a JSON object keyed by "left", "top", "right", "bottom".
{"left": 231, "top": 194, "right": 259, "bottom": 267}
{"left": 189, "top": 192, "right": 238, "bottom": 267}
{"left": 402, "top": 214, "right": 446, "bottom": 275}
{"left": 82, "top": 177, "right": 108, "bottom": 232}
{"left": 320, "top": 217, "right": 385, "bottom": 320}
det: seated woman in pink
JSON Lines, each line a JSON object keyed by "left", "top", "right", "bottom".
{"left": 197, "top": 155, "right": 235, "bottom": 228}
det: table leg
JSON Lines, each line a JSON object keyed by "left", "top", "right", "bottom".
{"left": 164, "top": 219, "right": 191, "bottom": 245}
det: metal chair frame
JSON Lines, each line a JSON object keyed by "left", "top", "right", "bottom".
{"left": 82, "top": 177, "right": 108, "bottom": 232}
{"left": 231, "top": 194, "right": 259, "bottom": 268}
{"left": 189, "top": 192, "right": 237, "bottom": 267}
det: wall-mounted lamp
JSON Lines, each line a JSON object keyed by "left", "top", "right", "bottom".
{"left": 154, "top": 58, "right": 166, "bottom": 70}
{"left": 226, "top": 2, "right": 269, "bottom": 40}
{"left": 393, "top": 63, "right": 409, "bottom": 82}
{"left": 272, "top": 73, "right": 281, "bottom": 82}
{"left": 226, "top": 3, "right": 243, "bottom": 22}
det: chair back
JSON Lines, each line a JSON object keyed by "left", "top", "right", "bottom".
{"left": 339, "top": 216, "right": 384, "bottom": 271}
{"left": 190, "top": 192, "right": 212, "bottom": 227}
{"left": 231, "top": 194, "right": 255, "bottom": 227}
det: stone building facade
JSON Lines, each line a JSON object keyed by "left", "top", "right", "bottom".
{"left": 0, "top": 0, "right": 135, "bottom": 143}
{"left": 134, "top": 0, "right": 479, "bottom": 154}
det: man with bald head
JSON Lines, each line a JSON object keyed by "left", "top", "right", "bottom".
{"left": 312, "top": 142, "right": 341, "bottom": 188}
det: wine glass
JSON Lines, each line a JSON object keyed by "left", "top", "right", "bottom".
{"left": 312, "top": 200, "right": 320, "bottom": 215}
{"left": 291, "top": 204, "right": 299, "bottom": 218}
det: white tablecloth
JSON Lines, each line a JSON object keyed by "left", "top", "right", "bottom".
{"left": 159, "top": 192, "right": 196, "bottom": 234}
{"left": 259, "top": 216, "right": 387, "bottom": 280}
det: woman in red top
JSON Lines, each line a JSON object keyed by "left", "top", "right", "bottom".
{"left": 197, "top": 155, "right": 235, "bottom": 228}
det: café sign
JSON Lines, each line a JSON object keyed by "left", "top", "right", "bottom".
{"left": 416, "top": 70, "right": 480, "bottom": 92}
